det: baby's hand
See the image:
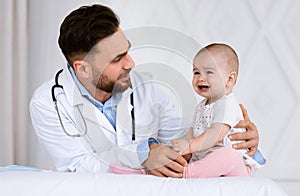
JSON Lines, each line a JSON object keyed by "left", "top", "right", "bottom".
{"left": 171, "top": 139, "right": 190, "bottom": 155}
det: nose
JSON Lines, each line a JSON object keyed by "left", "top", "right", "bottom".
{"left": 199, "top": 74, "right": 206, "bottom": 82}
{"left": 123, "top": 53, "right": 135, "bottom": 69}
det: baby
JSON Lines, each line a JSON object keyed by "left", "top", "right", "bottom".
{"left": 171, "top": 43, "right": 260, "bottom": 178}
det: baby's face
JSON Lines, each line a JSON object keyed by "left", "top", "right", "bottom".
{"left": 192, "top": 51, "right": 229, "bottom": 102}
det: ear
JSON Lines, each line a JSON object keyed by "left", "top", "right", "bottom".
{"left": 73, "top": 60, "right": 90, "bottom": 78}
{"left": 226, "top": 72, "right": 237, "bottom": 88}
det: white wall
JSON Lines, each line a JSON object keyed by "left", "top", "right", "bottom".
{"left": 27, "top": 0, "right": 300, "bottom": 195}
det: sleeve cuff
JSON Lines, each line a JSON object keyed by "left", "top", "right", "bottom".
{"left": 148, "top": 137, "right": 159, "bottom": 145}
{"left": 252, "top": 149, "right": 266, "bottom": 165}
{"left": 137, "top": 138, "right": 160, "bottom": 164}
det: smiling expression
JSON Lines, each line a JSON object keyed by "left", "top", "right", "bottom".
{"left": 86, "top": 29, "right": 135, "bottom": 95}
{"left": 192, "top": 50, "right": 230, "bottom": 104}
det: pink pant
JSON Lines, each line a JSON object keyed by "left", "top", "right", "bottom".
{"left": 183, "top": 147, "right": 250, "bottom": 178}
{"left": 109, "top": 147, "right": 250, "bottom": 178}
{"left": 109, "top": 164, "right": 147, "bottom": 175}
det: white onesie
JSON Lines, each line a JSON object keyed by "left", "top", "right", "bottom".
{"left": 191, "top": 93, "right": 260, "bottom": 170}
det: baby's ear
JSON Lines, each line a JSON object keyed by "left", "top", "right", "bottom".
{"left": 226, "top": 71, "right": 237, "bottom": 87}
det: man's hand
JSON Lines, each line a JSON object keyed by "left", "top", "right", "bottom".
{"left": 229, "top": 104, "right": 259, "bottom": 156}
{"left": 142, "top": 144, "right": 187, "bottom": 178}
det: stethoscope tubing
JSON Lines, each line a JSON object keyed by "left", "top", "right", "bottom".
{"left": 51, "top": 69, "right": 135, "bottom": 141}
{"left": 52, "top": 69, "right": 87, "bottom": 137}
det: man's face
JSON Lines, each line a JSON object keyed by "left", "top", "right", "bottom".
{"left": 87, "top": 29, "right": 135, "bottom": 94}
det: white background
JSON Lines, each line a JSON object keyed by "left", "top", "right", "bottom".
{"left": 24, "top": 0, "right": 300, "bottom": 195}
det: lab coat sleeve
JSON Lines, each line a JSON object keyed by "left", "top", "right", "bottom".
{"left": 75, "top": 139, "right": 148, "bottom": 171}
{"left": 153, "top": 85, "right": 190, "bottom": 145}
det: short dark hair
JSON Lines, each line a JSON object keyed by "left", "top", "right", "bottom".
{"left": 58, "top": 4, "right": 120, "bottom": 66}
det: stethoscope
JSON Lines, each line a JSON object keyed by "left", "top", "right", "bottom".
{"left": 51, "top": 69, "right": 136, "bottom": 141}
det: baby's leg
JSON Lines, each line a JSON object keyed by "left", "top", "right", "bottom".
{"left": 183, "top": 147, "right": 250, "bottom": 178}
{"left": 109, "top": 164, "right": 147, "bottom": 175}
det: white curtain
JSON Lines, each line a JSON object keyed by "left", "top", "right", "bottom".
{"left": 0, "top": 0, "right": 28, "bottom": 165}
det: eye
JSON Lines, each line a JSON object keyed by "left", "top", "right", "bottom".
{"left": 207, "top": 70, "right": 214, "bottom": 74}
{"left": 193, "top": 71, "right": 200, "bottom": 75}
{"left": 111, "top": 52, "right": 128, "bottom": 63}
{"left": 111, "top": 57, "right": 122, "bottom": 63}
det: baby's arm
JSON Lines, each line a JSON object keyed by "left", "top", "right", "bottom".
{"left": 172, "top": 124, "right": 230, "bottom": 155}
{"left": 171, "top": 128, "right": 193, "bottom": 154}
{"left": 189, "top": 123, "right": 230, "bottom": 153}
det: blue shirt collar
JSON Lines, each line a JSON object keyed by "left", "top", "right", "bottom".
{"left": 68, "top": 65, "right": 122, "bottom": 111}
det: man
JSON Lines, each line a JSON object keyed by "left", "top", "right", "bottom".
{"left": 30, "top": 4, "right": 261, "bottom": 177}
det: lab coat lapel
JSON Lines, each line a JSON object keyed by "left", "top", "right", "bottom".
{"left": 81, "top": 98, "right": 115, "bottom": 132}
{"left": 59, "top": 66, "right": 83, "bottom": 107}
{"left": 116, "top": 71, "right": 153, "bottom": 144}
{"left": 59, "top": 66, "right": 115, "bottom": 133}
{"left": 116, "top": 88, "right": 133, "bottom": 137}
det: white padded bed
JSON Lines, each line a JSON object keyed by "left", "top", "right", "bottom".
{"left": 0, "top": 170, "right": 287, "bottom": 196}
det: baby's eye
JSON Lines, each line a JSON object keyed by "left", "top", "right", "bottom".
{"left": 207, "top": 70, "right": 214, "bottom": 74}
{"left": 193, "top": 71, "right": 200, "bottom": 75}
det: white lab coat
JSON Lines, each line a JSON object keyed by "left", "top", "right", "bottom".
{"left": 29, "top": 65, "right": 189, "bottom": 172}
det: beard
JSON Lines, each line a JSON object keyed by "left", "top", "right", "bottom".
{"left": 93, "top": 69, "right": 131, "bottom": 94}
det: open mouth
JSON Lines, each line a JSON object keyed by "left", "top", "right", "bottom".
{"left": 198, "top": 85, "right": 209, "bottom": 90}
